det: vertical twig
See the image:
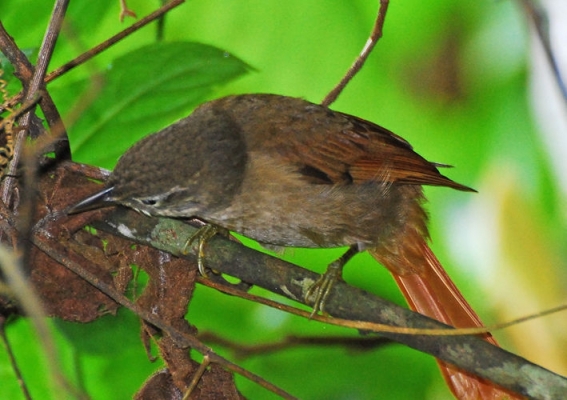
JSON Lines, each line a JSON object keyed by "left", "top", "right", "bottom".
{"left": 0, "top": 318, "right": 33, "bottom": 400}
{"left": 0, "top": 1, "right": 72, "bottom": 397}
{"left": 321, "top": 0, "right": 389, "bottom": 107}
{"left": 0, "top": 24, "right": 69, "bottom": 162}
{"left": 1, "top": 0, "right": 71, "bottom": 205}
{"left": 519, "top": 0, "right": 567, "bottom": 105}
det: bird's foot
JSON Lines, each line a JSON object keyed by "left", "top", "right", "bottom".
{"left": 305, "top": 260, "right": 345, "bottom": 317}
{"left": 183, "top": 224, "right": 226, "bottom": 276}
{"left": 305, "top": 245, "right": 359, "bottom": 317}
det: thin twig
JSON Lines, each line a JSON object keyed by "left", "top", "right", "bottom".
{"left": 119, "top": 0, "right": 138, "bottom": 22}
{"left": 0, "top": 96, "right": 42, "bottom": 132}
{"left": 182, "top": 355, "right": 211, "bottom": 400}
{"left": 321, "top": 0, "right": 389, "bottom": 107}
{"left": 199, "top": 273, "right": 567, "bottom": 337}
{"left": 1, "top": 0, "right": 70, "bottom": 206}
{"left": 199, "top": 331, "right": 393, "bottom": 359}
{"left": 45, "top": 0, "right": 186, "bottom": 84}
{"left": 0, "top": 317, "right": 33, "bottom": 400}
{"left": 519, "top": 0, "right": 567, "bottom": 105}
{"left": 0, "top": 23, "right": 69, "bottom": 162}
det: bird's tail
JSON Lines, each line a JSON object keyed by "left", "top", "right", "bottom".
{"left": 369, "top": 241, "right": 521, "bottom": 399}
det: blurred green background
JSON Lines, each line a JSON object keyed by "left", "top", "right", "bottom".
{"left": 1, "top": 0, "right": 566, "bottom": 399}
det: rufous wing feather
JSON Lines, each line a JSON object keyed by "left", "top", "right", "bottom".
{"left": 289, "top": 113, "right": 476, "bottom": 191}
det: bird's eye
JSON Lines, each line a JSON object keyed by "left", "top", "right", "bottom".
{"left": 140, "top": 198, "right": 158, "bottom": 206}
{"left": 136, "top": 189, "right": 183, "bottom": 208}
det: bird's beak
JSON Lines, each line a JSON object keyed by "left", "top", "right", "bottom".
{"left": 67, "top": 186, "right": 116, "bottom": 215}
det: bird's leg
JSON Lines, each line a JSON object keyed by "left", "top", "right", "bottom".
{"left": 183, "top": 224, "right": 227, "bottom": 276}
{"left": 305, "top": 245, "right": 359, "bottom": 317}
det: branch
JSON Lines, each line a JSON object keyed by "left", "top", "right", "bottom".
{"left": 0, "top": 22, "right": 69, "bottom": 158}
{"left": 45, "top": 0, "right": 186, "bottom": 83}
{"left": 84, "top": 206, "right": 567, "bottom": 400}
{"left": 321, "top": 0, "right": 389, "bottom": 107}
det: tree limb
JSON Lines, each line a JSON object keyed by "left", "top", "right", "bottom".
{"left": 82, "top": 205, "right": 567, "bottom": 400}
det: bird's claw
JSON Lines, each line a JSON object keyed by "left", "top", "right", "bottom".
{"left": 183, "top": 224, "right": 220, "bottom": 276}
{"left": 305, "top": 260, "right": 344, "bottom": 318}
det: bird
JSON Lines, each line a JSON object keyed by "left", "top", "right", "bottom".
{"left": 69, "top": 93, "right": 513, "bottom": 399}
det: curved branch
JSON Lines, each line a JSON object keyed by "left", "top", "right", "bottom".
{"left": 85, "top": 206, "right": 567, "bottom": 400}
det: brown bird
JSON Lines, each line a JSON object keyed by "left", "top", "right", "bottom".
{"left": 69, "top": 94, "right": 513, "bottom": 399}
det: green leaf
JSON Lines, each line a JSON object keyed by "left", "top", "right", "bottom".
{"left": 64, "top": 41, "right": 251, "bottom": 168}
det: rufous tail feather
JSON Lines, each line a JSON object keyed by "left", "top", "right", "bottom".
{"left": 369, "top": 242, "right": 522, "bottom": 400}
